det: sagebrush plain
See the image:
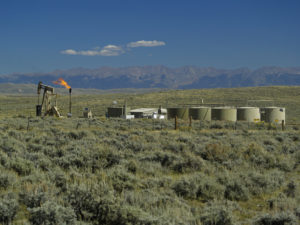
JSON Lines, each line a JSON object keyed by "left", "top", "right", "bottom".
{"left": 0, "top": 86, "right": 299, "bottom": 225}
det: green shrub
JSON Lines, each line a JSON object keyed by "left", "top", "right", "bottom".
{"left": 10, "top": 157, "right": 34, "bottom": 176}
{"left": 29, "top": 201, "right": 76, "bottom": 225}
{"left": 66, "top": 182, "right": 117, "bottom": 223}
{"left": 171, "top": 154, "right": 205, "bottom": 173}
{"left": 284, "top": 181, "right": 296, "bottom": 198}
{"left": 242, "top": 170, "right": 284, "bottom": 195}
{"left": 253, "top": 212, "right": 297, "bottom": 225}
{"left": 0, "top": 173, "right": 15, "bottom": 189}
{"left": 224, "top": 179, "right": 249, "bottom": 201}
{"left": 196, "top": 176, "right": 225, "bottom": 201}
{"left": 19, "top": 187, "right": 47, "bottom": 208}
{"left": 109, "top": 168, "right": 137, "bottom": 192}
{"left": 126, "top": 160, "right": 138, "bottom": 174}
{"left": 172, "top": 177, "right": 197, "bottom": 199}
{"left": 295, "top": 207, "right": 300, "bottom": 219}
{"left": 199, "top": 201, "right": 235, "bottom": 225}
{"left": 0, "top": 193, "right": 18, "bottom": 225}
{"left": 106, "top": 205, "right": 159, "bottom": 225}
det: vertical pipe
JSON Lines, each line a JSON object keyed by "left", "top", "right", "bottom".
{"left": 282, "top": 120, "right": 285, "bottom": 131}
{"left": 69, "top": 88, "right": 72, "bottom": 114}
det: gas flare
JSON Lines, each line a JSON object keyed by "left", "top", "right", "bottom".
{"left": 53, "top": 78, "right": 71, "bottom": 89}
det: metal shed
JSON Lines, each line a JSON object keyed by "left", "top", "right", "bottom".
{"left": 130, "top": 108, "right": 158, "bottom": 118}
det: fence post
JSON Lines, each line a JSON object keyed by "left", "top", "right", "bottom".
{"left": 189, "top": 116, "right": 192, "bottom": 128}
{"left": 175, "top": 116, "right": 178, "bottom": 130}
{"left": 282, "top": 120, "right": 285, "bottom": 131}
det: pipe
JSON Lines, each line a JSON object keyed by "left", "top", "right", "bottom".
{"left": 69, "top": 88, "right": 72, "bottom": 116}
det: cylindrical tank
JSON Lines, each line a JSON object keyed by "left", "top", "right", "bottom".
{"left": 189, "top": 107, "right": 211, "bottom": 121}
{"left": 237, "top": 107, "right": 260, "bottom": 122}
{"left": 260, "top": 107, "right": 285, "bottom": 124}
{"left": 211, "top": 107, "right": 237, "bottom": 121}
{"left": 167, "top": 108, "right": 189, "bottom": 120}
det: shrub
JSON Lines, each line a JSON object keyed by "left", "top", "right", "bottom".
{"left": 242, "top": 170, "right": 284, "bottom": 196}
{"left": 0, "top": 152, "right": 8, "bottom": 167}
{"left": 10, "top": 157, "right": 34, "bottom": 176}
{"left": 172, "top": 177, "right": 197, "bottom": 199}
{"left": 106, "top": 205, "right": 159, "bottom": 225}
{"left": 199, "top": 202, "right": 235, "bottom": 225}
{"left": 66, "top": 184, "right": 97, "bottom": 221}
{"left": 201, "top": 143, "right": 230, "bottom": 163}
{"left": 126, "top": 160, "right": 138, "bottom": 174}
{"left": 66, "top": 182, "right": 117, "bottom": 223}
{"left": 0, "top": 193, "right": 18, "bottom": 225}
{"left": 224, "top": 179, "right": 249, "bottom": 201}
{"left": 29, "top": 201, "right": 76, "bottom": 225}
{"left": 0, "top": 173, "right": 15, "bottom": 189}
{"left": 109, "top": 168, "right": 137, "bottom": 192}
{"left": 295, "top": 207, "right": 300, "bottom": 219}
{"left": 253, "top": 212, "right": 297, "bottom": 225}
{"left": 196, "top": 176, "right": 225, "bottom": 201}
{"left": 172, "top": 154, "right": 205, "bottom": 173}
{"left": 19, "top": 187, "right": 46, "bottom": 208}
{"left": 284, "top": 181, "right": 296, "bottom": 198}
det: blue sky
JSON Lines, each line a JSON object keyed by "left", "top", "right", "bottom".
{"left": 1, "top": 0, "right": 300, "bottom": 74}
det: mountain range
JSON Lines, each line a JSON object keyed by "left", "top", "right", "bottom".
{"left": 1, "top": 66, "right": 300, "bottom": 89}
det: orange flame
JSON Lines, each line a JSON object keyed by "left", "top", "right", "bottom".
{"left": 53, "top": 78, "right": 71, "bottom": 89}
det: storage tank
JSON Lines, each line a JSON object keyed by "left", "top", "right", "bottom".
{"left": 107, "top": 107, "right": 130, "bottom": 118}
{"left": 237, "top": 107, "right": 260, "bottom": 122}
{"left": 167, "top": 108, "right": 189, "bottom": 120}
{"left": 211, "top": 107, "right": 237, "bottom": 121}
{"left": 189, "top": 107, "right": 211, "bottom": 121}
{"left": 260, "top": 107, "right": 285, "bottom": 124}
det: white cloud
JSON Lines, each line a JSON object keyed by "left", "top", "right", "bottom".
{"left": 103, "top": 45, "right": 121, "bottom": 50}
{"left": 61, "top": 49, "right": 78, "bottom": 55}
{"left": 60, "top": 40, "right": 165, "bottom": 56}
{"left": 60, "top": 45, "right": 124, "bottom": 56}
{"left": 127, "top": 40, "right": 166, "bottom": 48}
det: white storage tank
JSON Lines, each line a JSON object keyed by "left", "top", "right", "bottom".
{"left": 189, "top": 107, "right": 211, "bottom": 121}
{"left": 211, "top": 107, "right": 237, "bottom": 122}
{"left": 237, "top": 107, "right": 260, "bottom": 122}
{"left": 260, "top": 107, "right": 285, "bottom": 124}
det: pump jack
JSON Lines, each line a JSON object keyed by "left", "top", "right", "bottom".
{"left": 36, "top": 81, "right": 61, "bottom": 117}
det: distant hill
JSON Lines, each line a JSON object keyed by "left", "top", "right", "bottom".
{"left": 1, "top": 66, "right": 300, "bottom": 89}
{"left": 0, "top": 83, "right": 166, "bottom": 95}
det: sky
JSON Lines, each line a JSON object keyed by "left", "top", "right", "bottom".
{"left": 1, "top": 0, "right": 300, "bottom": 74}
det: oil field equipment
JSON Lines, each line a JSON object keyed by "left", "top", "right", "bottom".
{"left": 189, "top": 107, "right": 211, "bottom": 121}
{"left": 107, "top": 105, "right": 130, "bottom": 118}
{"left": 67, "top": 88, "right": 72, "bottom": 117}
{"left": 130, "top": 107, "right": 167, "bottom": 119}
{"left": 167, "top": 107, "right": 189, "bottom": 120}
{"left": 53, "top": 78, "right": 72, "bottom": 117}
{"left": 212, "top": 107, "right": 237, "bottom": 121}
{"left": 83, "top": 108, "right": 93, "bottom": 118}
{"left": 260, "top": 107, "right": 285, "bottom": 124}
{"left": 131, "top": 108, "right": 157, "bottom": 118}
{"left": 237, "top": 107, "right": 260, "bottom": 122}
{"left": 36, "top": 81, "right": 61, "bottom": 117}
